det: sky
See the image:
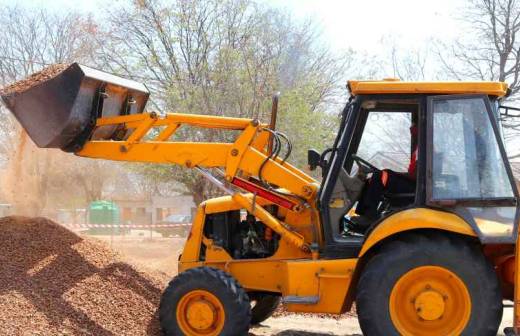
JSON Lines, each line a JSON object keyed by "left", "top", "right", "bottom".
{"left": 267, "top": 0, "right": 465, "bottom": 53}
{"left": 0, "top": 0, "right": 464, "bottom": 54}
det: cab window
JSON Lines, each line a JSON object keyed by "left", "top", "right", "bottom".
{"left": 430, "top": 96, "right": 513, "bottom": 200}
{"left": 355, "top": 111, "right": 412, "bottom": 173}
{"left": 428, "top": 95, "right": 518, "bottom": 241}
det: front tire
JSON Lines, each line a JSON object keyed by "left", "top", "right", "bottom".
{"left": 160, "top": 267, "right": 251, "bottom": 336}
{"left": 356, "top": 232, "right": 502, "bottom": 336}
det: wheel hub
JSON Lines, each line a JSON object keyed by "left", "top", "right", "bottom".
{"left": 414, "top": 289, "right": 445, "bottom": 321}
{"left": 389, "top": 265, "right": 471, "bottom": 336}
{"left": 186, "top": 299, "right": 217, "bottom": 330}
{"left": 177, "top": 289, "right": 225, "bottom": 336}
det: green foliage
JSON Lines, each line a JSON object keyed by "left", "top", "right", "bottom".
{"left": 97, "top": 0, "right": 349, "bottom": 202}
{"left": 275, "top": 87, "right": 339, "bottom": 170}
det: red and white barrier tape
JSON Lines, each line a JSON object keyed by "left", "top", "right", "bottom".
{"left": 63, "top": 223, "right": 191, "bottom": 228}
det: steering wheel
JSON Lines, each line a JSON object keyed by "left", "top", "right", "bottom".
{"left": 352, "top": 154, "right": 380, "bottom": 173}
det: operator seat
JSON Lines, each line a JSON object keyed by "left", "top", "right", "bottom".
{"left": 329, "top": 168, "right": 365, "bottom": 236}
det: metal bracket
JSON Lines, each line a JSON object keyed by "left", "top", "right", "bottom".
{"left": 282, "top": 295, "right": 319, "bottom": 305}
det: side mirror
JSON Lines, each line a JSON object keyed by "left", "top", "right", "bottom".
{"left": 308, "top": 149, "right": 321, "bottom": 171}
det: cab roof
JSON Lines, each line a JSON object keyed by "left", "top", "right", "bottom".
{"left": 347, "top": 79, "right": 509, "bottom": 98}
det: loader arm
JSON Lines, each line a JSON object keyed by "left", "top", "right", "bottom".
{"left": 0, "top": 63, "right": 317, "bottom": 254}
{"left": 76, "top": 112, "right": 319, "bottom": 252}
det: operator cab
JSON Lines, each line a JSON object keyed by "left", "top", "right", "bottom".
{"left": 343, "top": 99, "right": 419, "bottom": 234}
{"left": 310, "top": 97, "right": 421, "bottom": 236}
{"left": 310, "top": 80, "right": 519, "bottom": 258}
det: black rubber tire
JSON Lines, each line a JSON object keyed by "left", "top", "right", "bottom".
{"left": 356, "top": 232, "right": 502, "bottom": 336}
{"left": 159, "top": 266, "right": 251, "bottom": 336}
{"left": 249, "top": 292, "right": 281, "bottom": 325}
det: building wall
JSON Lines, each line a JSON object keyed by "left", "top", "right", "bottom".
{"left": 114, "top": 195, "right": 195, "bottom": 225}
{"left": 151, "top": 195, "right": 195, "bottom": 224}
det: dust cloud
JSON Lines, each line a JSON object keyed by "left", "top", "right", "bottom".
{"left": 2, "top": 130, "right": 52, "bottom": 216}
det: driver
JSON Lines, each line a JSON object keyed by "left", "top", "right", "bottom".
{"left": 355, "top": 123, "right": 418, "bottom": 221}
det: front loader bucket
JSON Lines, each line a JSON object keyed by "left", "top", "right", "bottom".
{"left": 0, "top": 63, "right": 149, "bottom": 152}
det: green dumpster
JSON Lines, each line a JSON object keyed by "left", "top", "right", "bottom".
{"left": 87, "top": 201, "right": 121, "bottom": 235}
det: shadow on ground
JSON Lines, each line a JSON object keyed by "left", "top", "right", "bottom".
{"left": 250, "top": 331, "right": 362, "bottom": 336}
{"left": 0, "top": 216, "right": 163, "bottom": 335}
{"left": 250, "top": 323, "right": 362, "bottom": 336}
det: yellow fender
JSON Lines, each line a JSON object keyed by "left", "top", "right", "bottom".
{"left": 359, "top": 208, "right": 477, "bottom": 257}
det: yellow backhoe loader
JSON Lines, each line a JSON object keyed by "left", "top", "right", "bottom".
{"left": 3, "top": 63, "right": 520, "bottom": 335}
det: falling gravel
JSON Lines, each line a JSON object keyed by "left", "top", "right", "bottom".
{"left": 0, "top": 216, "right": 168, "bottom": 335}
{"left": 0, "top": 63, "right": 70, "bottom": 96}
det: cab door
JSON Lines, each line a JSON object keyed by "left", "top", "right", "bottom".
{"left": 426, "top": 94, "right": 519, "bottom": 243}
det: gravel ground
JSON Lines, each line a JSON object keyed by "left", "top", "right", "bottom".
{"left": 0, "top": 216, "right": 168, "bottom": 335}
{"left": 0, "top": 217, "right": 513, "bottom": 335}
{"left": 0, "top": 63, "right": 69, "bottom": 96}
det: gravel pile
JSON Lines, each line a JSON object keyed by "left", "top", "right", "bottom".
{"left": 0, "top": 63, "right": 70, "bottom": 96}
{"left": 0, "top": 216, "right": 168, "bottom": 335}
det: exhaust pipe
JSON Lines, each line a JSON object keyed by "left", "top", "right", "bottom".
{"left": 1, "top": 63, "right": 149, "bottom": 152}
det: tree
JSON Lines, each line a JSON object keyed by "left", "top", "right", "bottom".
{"left": 438, "top": 0, "right": 520, "bottom": 89}
{"left": 436, "top": 0, "right": 520, "bottom": 173}
{"left": 94, "top": 0, "right": 351, "bottom": 204}
{"left": 388, "top": 44, "right": 430, "bottom": 81}
{"left": 350, "top": 36, "right": 433, "bottom": 82}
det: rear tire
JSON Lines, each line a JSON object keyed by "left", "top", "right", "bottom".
{"left": 160, "top": 267, "right": 251, "bottom": 336}
{"left": 249, "top": 292, "right": 281, "bottom": 324}
{"left": 356, "top": 232, "right": 502, "bottom": 336}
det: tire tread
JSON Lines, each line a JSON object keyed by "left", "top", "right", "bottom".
{"left": 159, "top": 266, "right": 251, "bottom": 335}
{"left": 356, "top": 232, "right": 502, "bottom": 336}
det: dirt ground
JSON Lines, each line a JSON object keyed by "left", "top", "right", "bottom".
{"left": 93, "top": 234, "right": 183, "bottom": 277}
{"left": 88, "top": 232, "right": 515, "bottom": 336}
{"left": 247, "top": 312, "right": 513, "bottom": 335}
